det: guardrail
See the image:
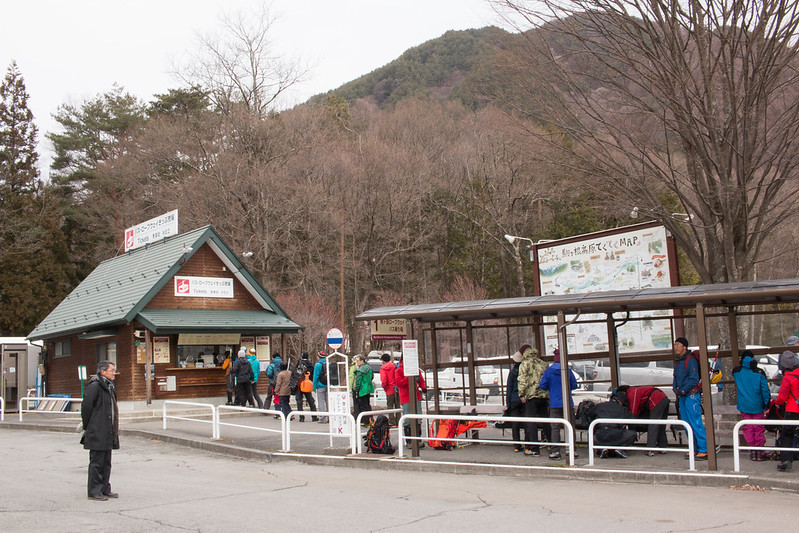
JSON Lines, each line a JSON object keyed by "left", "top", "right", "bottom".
{"left": 732, "top": 419, "right": 799, "bottom": 472}
{"left": 285, "top": 410, "right": 357, "bottom": 453}
{"left": 398, "top": 413, "right": 575, "bottom": 465}
{"left": 587, "top": 418, "right": 696, "bottom": 470}
{"left": 19, "top": 396, "right": 81, "bottom": 421}
{"left": 355, "top": 408, "right": 403, "bottom": 453}
{"left": 217, "top": 405, "right": 286, "bottom": 450}
{"left": 162, "top": 400, "right": 217, "bottom": 439}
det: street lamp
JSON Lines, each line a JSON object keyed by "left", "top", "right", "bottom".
{"left": 504, "top": 234, "right": 534, "bottom": 296}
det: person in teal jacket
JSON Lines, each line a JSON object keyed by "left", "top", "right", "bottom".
{"left": 353, "top": 355, "right": 375, "bottom": 424}
{"left": 732, "top": 350, "right": 771, "bottom": 461}
{"left": 247, "top": 349, "right": 263, "bottom": 408}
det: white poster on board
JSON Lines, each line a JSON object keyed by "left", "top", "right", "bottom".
{"left": 402, "top": 340, "right": 419, "bottom": 376}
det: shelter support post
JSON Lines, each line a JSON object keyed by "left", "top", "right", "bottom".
{"left": 465, "top": 321, "right": 477, "bottom": 405}
{"left": 430, "top": 322, "right": 440, "bottom": 413}
{"left": 557, "top": 311, "right": 571, "bottom": 421}
{"left": 727, "top": 308, "right": 741, "bottom": 368}
{"left": 696, "top": 303, "right": 718, "bottom": 470}
{"left": 606, "top": 314, "right": 619, "bottom": 390}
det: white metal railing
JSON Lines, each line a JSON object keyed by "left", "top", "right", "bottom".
{"left": 587, "top": 418, "right": 696, "bottom": 470}
{"left": 355, "top": 408, "right": 403, "bottom": 453}
{"left": 217, "top": 405, "right": 286, "bottom": 450}
{"left": 162, "top": 400, "right": 217, "bottom": 439}
{"left": 732, "top": 419, "right": 799, "bottom": 472}
{"left": 285, "top": 410, "right": 357, "bottom": 453}
{"left": 19, "top": 396, "right": 81, "bottom": 421}
{"left": 398, "top": 414, "right": 575, "bottom": 465}
{"left": 0, "top": 396, "right": 4, "bottom": 421}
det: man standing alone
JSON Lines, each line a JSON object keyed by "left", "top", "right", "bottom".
{"left": 672, "top": 337, "right": 708, "bottom": 461}
{"left": 81, "top": 360, "right": 120, "bottom": 501}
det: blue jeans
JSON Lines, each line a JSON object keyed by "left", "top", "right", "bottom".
{"left": 679, "top": 393, "right": 707, "bottom": 453}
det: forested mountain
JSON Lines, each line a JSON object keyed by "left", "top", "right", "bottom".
{"left": 4, "top": 3, "right": 798, "bottom": 352}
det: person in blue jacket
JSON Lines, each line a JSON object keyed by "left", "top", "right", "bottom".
{"left": 539, "top": 349, "right": 578, "bottom": 460}
{"left": 672, "top": 337, "right": 708, "bottom": 460}
{"left": 732, "top": 350, "right": 771, "bottom": 461}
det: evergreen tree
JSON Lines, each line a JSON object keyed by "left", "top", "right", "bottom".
{"left": 0, "top": 61, "right": 71, "bottom": 335}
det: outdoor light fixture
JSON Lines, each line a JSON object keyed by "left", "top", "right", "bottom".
{"left": 242, "top": 251, "right": 254, "bottom": 258}
{"left": 630, "top": 207, "right": 639, "bottom": 219}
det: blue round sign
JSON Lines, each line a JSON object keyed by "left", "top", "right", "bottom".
{"left": 326, "top": 328, "right": 343, "bottom": 349}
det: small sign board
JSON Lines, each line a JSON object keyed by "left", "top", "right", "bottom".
{"left": 78, "top": 365, "right": 87, "bottom": 381}
{"left": 326, "top": 328, "right": 343, "bottom": 349}
{"left": 124, "top": 210, "right": 178, "bottom": 252}
{"left": 402, "top": 340, "right": 419, "bottom": 377}
{"left": 370, "top": 319, "right": 408, "bottom": 340}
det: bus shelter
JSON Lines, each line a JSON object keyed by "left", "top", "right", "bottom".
{"left": 356, "top": 278, "right": 799, "bottom": 470}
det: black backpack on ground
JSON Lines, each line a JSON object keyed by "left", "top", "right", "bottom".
{"left": 574, "top": 399, "right": 596, "bottom": 430}
{"left": 365, "top": 415, "right": 394, "bottom": 454}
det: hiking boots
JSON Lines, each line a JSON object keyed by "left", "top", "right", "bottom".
{"left": 523, "top": 448, "right": 541, "bottom": 456}
{"left": 548, "top": 451, "right": 561, "bottom": 460}
{"left": 750, "top": 451, "right": 769, "bottom": 461}
{"left": 777, "top": 461, "right": 792, "bottom": 471}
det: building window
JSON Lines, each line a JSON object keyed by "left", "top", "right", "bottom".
{"left": 54, "top": 340, "right": 71, "bottom": 358}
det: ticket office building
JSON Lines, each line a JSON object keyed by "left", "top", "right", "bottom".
{"left": 27, "top": 226, "right": 301, "bottom": 409}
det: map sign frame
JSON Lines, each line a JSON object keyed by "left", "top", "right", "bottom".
{"left": 534, "top": 222, "right": 678, "bottom": 355}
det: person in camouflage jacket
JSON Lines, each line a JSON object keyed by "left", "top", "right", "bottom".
{"left": 516, "top": 344, "right": 550, "bottom": 456}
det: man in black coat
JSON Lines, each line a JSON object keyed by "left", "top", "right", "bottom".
{"left": 81, "top": 360, "right": 119, "bottom": 501}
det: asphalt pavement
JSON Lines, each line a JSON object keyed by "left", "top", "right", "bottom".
{"left": 0, "top": 427, "right": 797, "bottom": 533}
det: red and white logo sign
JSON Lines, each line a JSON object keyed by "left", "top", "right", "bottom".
{"left": 176, "top": 278, "right": 190, "bottom": 294}
{"left": 125, "top": 229, "right": 134, "bottom": 250}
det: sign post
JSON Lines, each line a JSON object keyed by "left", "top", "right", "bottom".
{"left": 402, "top": 340, "right": 421, "bottom": 456}
{"left": 78, "top": 365, "right": 87, "bottom": 397}
{"left": 325, "top": 328, "right": 350, "bottom": 446}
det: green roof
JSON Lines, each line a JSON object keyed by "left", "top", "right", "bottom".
{"left": 136, "top": 309, "right": 300, "bottom": 334}
{"left": 28, "top": 226, "right": 300, "bottom": 340}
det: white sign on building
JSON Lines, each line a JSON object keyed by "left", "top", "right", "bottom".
{"left": 174, "top": 276, "right": 234, "bottom": 298}
{"left": 124, "top": 210, "right": 179, "bottom": 252}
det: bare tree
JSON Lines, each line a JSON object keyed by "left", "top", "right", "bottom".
{"left": 494, "top": 0, "right": 799, "bottom": 283}
{"left": 174, "top": 2, "right": 307, "bottom": 118}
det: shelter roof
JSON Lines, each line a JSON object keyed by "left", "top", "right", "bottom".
{"left": 356, "top": 279, "right": 799, "bottom": 323}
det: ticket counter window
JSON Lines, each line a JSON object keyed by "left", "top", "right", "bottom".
{"left": 176, "top": 345, "right": 232, "bottom": 368}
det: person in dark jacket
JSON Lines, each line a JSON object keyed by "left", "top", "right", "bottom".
{"left": 774, "top": 350, "right": 799, "bottom": 471}
{"left": 732, "top": 350, "right": 771, "bottom": 461}
{"left": 231, "top": 348, "right": 255, "bottom": 407}
{"left": 505, "top": 350, "right": 526, "bottom": 452}
{"left": 292, "top": 352, "right": 318, "bottom": 422}
{"left": 81, "top": 360, "right": 120, "bottom": 501}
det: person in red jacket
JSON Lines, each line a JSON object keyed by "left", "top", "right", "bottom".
{"left": 624, "top": 385, "right": 670, "bottom": 456}
{"left": 395, "top": 357, "right": 427, "bottom": 447}
{"left": 774, "top": 350, "right": 799, "bottom": 471}
{"left": 380, "top": 353, "right": 399, "bottom": 425}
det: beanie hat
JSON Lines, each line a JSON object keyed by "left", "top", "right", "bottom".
{"left": 237, "top": 347, "right": 247, "bottom": 358}
{"left": 519, "top": 344, "right": 532, "bottom": 354}
{"left": 779, "top": 350, "right": 798, "bottom": 371}
{"left": 511, "top": 351, "right": 523, "bottom": 363}
{"left": 553, "top": 348, "right": 561, "bottom": 363}
{"left": 301, "top": 352, "right": 309, "bottom": 360}
{"left": 674, "top": 337, "right": 689, "bottom": 348}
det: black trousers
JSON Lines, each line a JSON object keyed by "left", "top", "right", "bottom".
{"left": 88, "top": 449, "right": 112, "bottom": 497}
{"left": 524, "top": 397, "right": 551, "bottom": 451}
{"left": 779, "top": 411, "right": 799, "bottom": 463}
{"left": 236, "top": 382, "right": 255, "bottom": 407}
{"left": 294, "top": 389, "right": 317, "bottom": 420}
{"left": 251, "top": 381, "right": 264, "bottom": 408}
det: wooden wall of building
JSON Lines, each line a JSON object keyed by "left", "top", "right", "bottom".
{"left": 146, "top": 245, "right": 261, "bottom": 310}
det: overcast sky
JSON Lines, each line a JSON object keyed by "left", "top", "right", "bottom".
{"left": 1, "top": 0, "right": 502, "bottom": 172}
